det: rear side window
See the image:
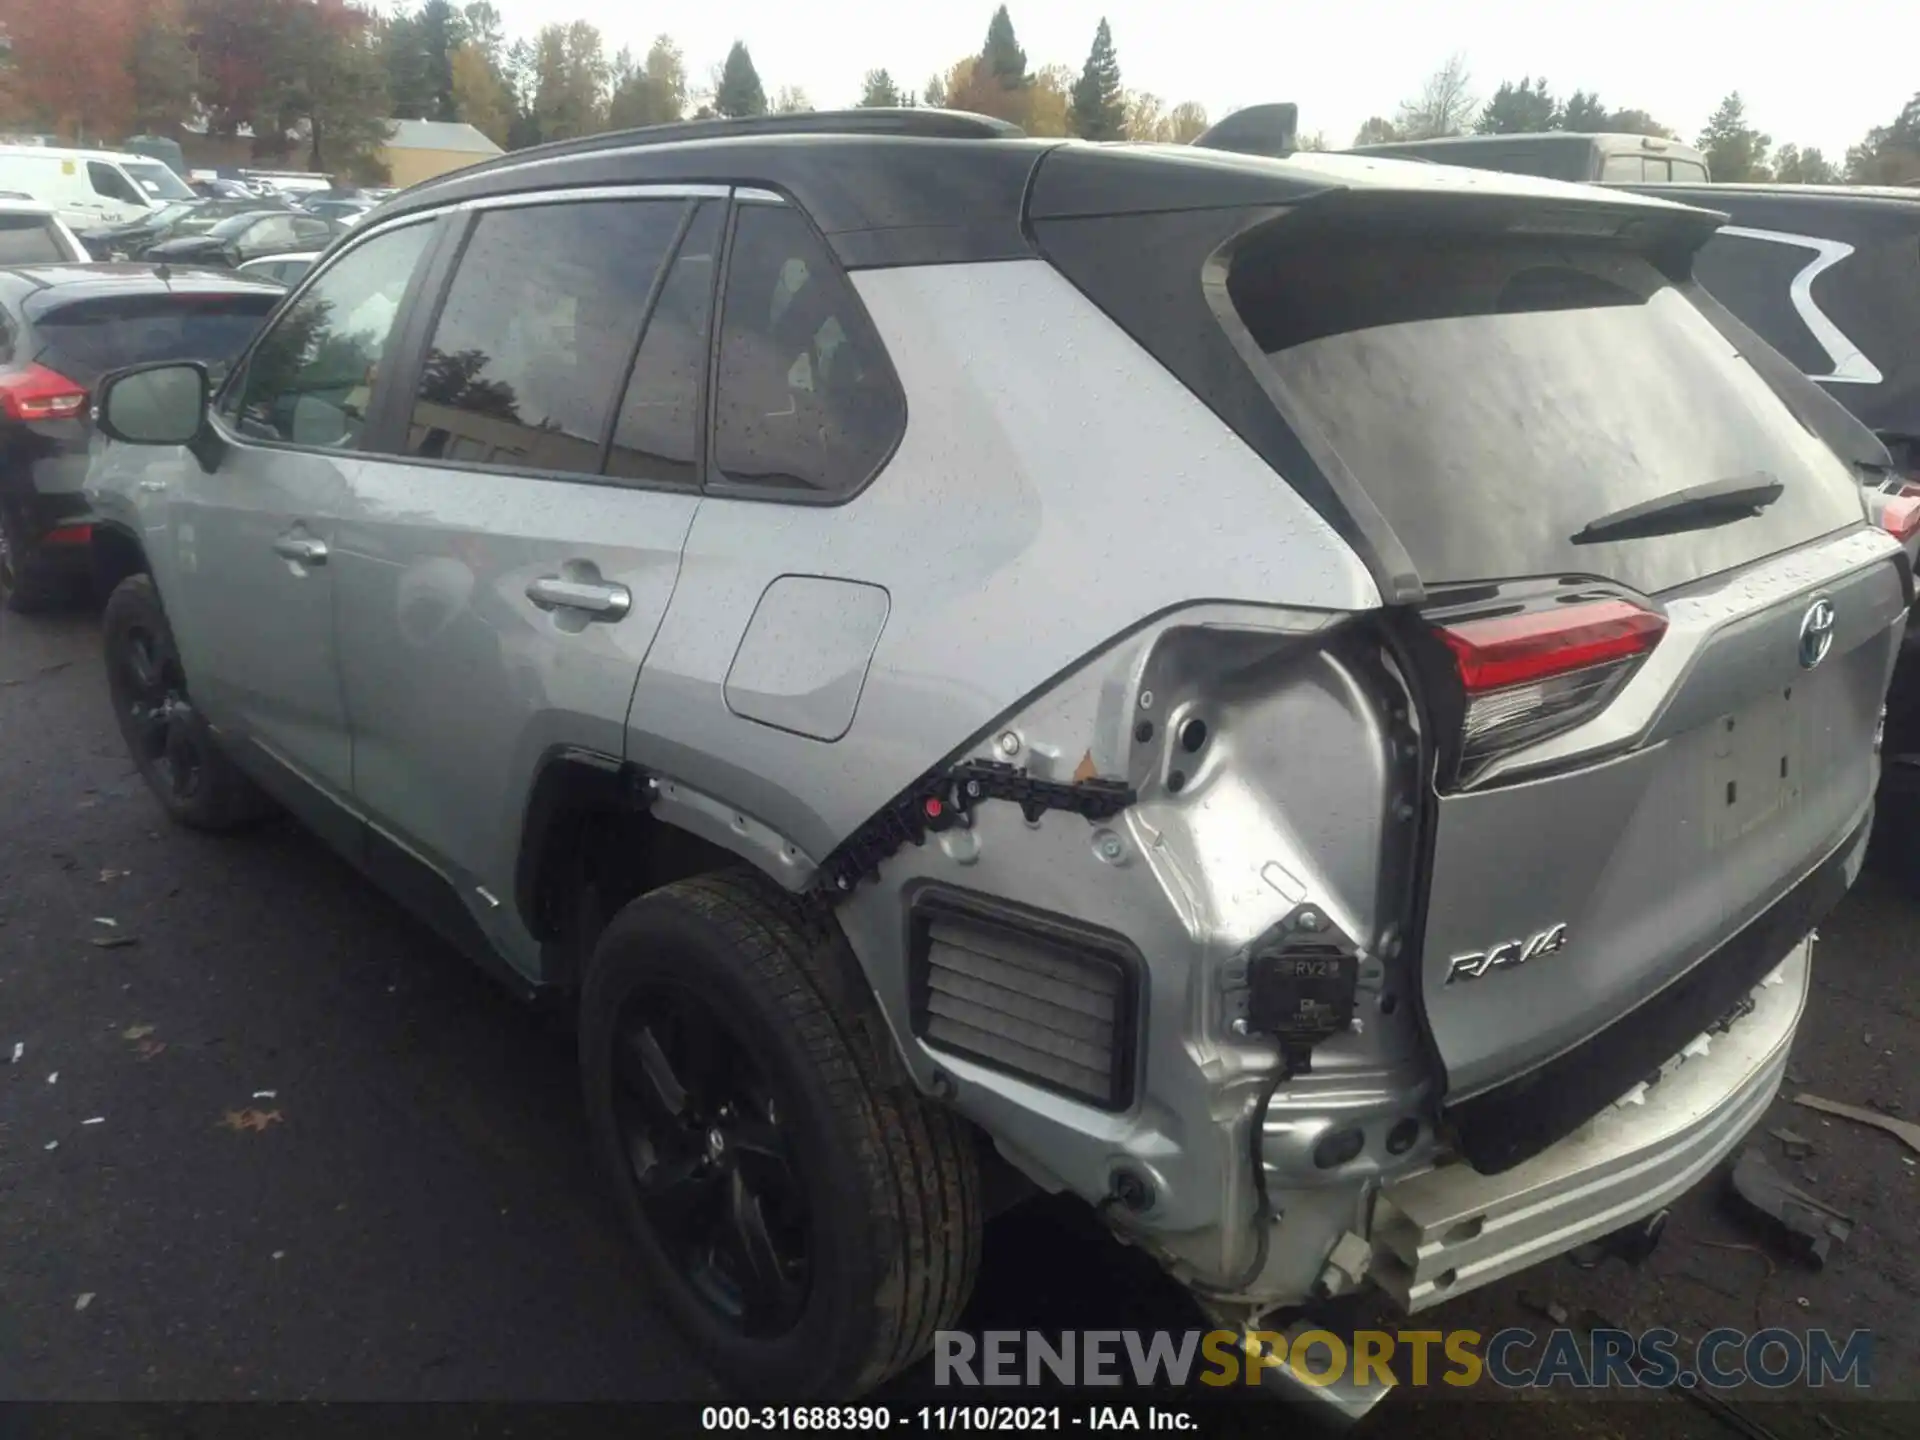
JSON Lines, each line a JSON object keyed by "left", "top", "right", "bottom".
{"left": 30, "top": 292, "right": 279, "bottom": 386}
{"left": 1670, "top": 158, "right": 1710, "bottom": 182}
{"left": 0, "top": 214, "right": 71, "bottom": 264}
{"left": 1601, "top": 153, "right": 1647, "bottom": 181}
{"left": 1230, "top": 234, "right": 1868, "bottom": 593}
{"left": 607, "top": 203, "right": 722, "bottom": 488}
{"left": 87, "top": 162, "right": 144, "bottom": 206}
{"left": 711, "top": 203, "right": 903, "bottom": 495}
{"left": 404, "top": 199, "right": 682, "bottom": 476}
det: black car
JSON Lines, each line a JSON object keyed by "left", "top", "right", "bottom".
{"left": 0, "top": 264, "right": 283, "bottom": 610}
{"left": 142, "top": 209, "right": 339, "bottom": 271}
{"left": 76, "top": 200, "right": 206, "bottom": 261}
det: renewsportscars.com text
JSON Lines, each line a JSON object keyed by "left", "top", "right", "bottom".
{"left": 934, "top": 1327, "right": 1874, "bottom": 1390}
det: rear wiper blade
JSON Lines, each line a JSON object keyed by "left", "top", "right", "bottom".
{"left": 1571, "top": 471, "right": 1784, "bottom": 545}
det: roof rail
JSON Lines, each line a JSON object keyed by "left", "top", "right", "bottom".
{"left": 1193, "top": 103, "right": 1299, "bottom": 158}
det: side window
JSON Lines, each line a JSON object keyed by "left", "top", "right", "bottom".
{"left": 607, "top": 203, "right": 722, "bottom": 487}
{"left": 1669, "top": 159, "right": 1709, "bottom": 182}
{"left": 221, "top": 221, "right": 434, "bottom": 448}
{"left": 249, "top": 214, "right": 297, "bottom": 252}
{"left": 1640, "top": 158, "right": 1671, "bottom": 182}
{"left": 293, "top": 217, "right": 333, "bottom": 248}
{"left": 88, "top": 162, "right": 145, "bottom": 205}
{"left": 1600, "top": 153, "right": 1647, "bottom": 181}
{"left": 405, "top": 198, "right": 682, "bottom": 476}
{"left": 711, "top": 203, "right": 904, "bottom": 495}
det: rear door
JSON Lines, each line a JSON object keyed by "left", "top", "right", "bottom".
{"left": 1226, "top": 221, "right": 1906, "bottom": 1168}
{"left": 333, "top": 187, "right": 718, "bottom": 968}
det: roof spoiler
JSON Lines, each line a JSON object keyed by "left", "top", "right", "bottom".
{"left": 1193, "top": 104, "right": 1298, "bottom": 159}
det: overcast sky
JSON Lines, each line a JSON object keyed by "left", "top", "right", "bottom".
{"left": 489, "top": 0, "right": 1912, "bottom": 161}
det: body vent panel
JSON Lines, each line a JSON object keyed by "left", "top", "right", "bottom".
{"left": 908, "top": 888, "right": 1142, "bottom": 1110}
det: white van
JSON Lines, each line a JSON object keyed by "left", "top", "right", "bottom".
{"left": 0, "top": 145, "right": 198, "bottom": 229}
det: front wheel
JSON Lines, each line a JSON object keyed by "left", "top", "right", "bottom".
{"left": 101, "top": 573, "right": 273, "bottom": 830}
{"left": 580, "top": 869, "right": 981, "bottom": 1398}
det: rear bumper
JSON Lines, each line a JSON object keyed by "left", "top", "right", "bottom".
{"left": 1369, "top": 928, "right": 1810, "bottom": 1310}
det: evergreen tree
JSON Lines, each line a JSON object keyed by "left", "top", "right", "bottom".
{"left": 714, "top": 41, "right": 766, "bottom": 119}
{"left": 1697, "top": 92, "right": 1772, "bottom": 181}
{"left": 980, "top": 6, "right": 1027, "bottom": 89}
{"left": 859, "top": 69, "right": 901, "bottom": 108}
{"left": 1068, "top": 19, "right": 1124, "bottom": 141}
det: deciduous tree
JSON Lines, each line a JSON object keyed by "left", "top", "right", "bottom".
{"left": 1353, "top": 115, "right": 1400, "bottom": 145}
{"left": 1068, "top": 18, "right": 1124, "bottom": 141}
{"left": 771, "top": 85, "right": 810, "bottom": 114}
{"left": 530, "top": 20, "right": 609, "bottom": 140}
{"left": 1845, "top": 93, "right": 1920, "bottom": 184}
{"left": 607, "top": 35, "right": 686, "bottom": 130}
{"left": 1396, "top": 53, "right": 1476, "bottom": 139}
{"left": 1772, "top": 143, "right": 1837, "bottom": 183}
{"left": 451, "top": 41, "right": 511, "bottom": 144}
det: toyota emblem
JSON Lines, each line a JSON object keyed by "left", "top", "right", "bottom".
{"left": 1798, "top": 597, "right": 1836, "bottom": 670}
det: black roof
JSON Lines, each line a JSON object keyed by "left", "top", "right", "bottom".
{"left": 373, "top": 107, "right": 1715, "bottom": 272}
{"left": 1621, "top": 180, "right": 1920, "bottom": 214}
{"left": 0, "top": 262, "right": 284, "bottom": 317}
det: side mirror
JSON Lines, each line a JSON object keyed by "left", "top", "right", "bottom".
{"left": 96, "top": 361, "right": 209, "bottom": 446}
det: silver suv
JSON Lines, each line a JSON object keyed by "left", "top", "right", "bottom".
{"left": 83, "top": 109, "right": 1909, "bottom": 1409}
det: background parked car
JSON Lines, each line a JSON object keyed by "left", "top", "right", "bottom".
{"left": 235, "top": 252, "right": 320, "bottom": 287}
{"left": 0, "top": 263, "right": 282, "bottom": 611}
{"left": 77, "top": 195, "right": 300, "bottom": 261}
{"left": 300, "top": 197, "right": 379, "bottom": 227}
{"left": 143, "top": 210, "right": 339, "bottom": 271}
{"left": 0, "top": 199, "right": 88, "bottom": 265}
{"left": 0, "top": 144, "right": 197, "bottom": 229}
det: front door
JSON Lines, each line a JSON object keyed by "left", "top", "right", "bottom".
{"left": 168, "top": 217, "right": 439, "bottom": 844}
{"left": 333, "top": 190, "right": 720, "bottom": 967}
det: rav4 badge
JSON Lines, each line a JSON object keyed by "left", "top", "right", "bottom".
{"left": 1446, "top": 922, "right": 1570, "bottom": 984}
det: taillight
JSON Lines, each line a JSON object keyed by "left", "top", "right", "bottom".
{"left": 1879, "top": 494, "right": 1920, "bottom": 543}
{"left": 0, "top": 363, "right": 88, "bottom": 422}
{"left": 1430, "top": 597, "right": 1668, "bottom": 774}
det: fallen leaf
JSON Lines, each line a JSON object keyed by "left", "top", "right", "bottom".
{"left": 1072, "top": 749, "right": 1099, "bottom": 783}
{"left": 121, "top": 1025, "right": 155, "bottom": 1041}
{"left": 220, "top": 1108, "right": 283, "bottom": 1134}
{"left": 74, "top": 1293, "right": 94, "bottom": 1312}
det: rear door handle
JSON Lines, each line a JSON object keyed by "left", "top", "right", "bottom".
{"left": 272, "top": 534, "right": 328, "bottom": 565}
{"left": 526, "top": 575, "right": 631, "bottom": 620}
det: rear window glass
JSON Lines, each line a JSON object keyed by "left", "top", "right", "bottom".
{"left": 1670, "top": 159, "right": 1710, "bottom": 182}
{"left": 32, "top": 293, "right": 278, "bottom": 385}
{"left": 0, "top": 214, "right": 71, "bottom": 264}
{"left": 1231, "top": 236, "right": 1868, "bottom": 593}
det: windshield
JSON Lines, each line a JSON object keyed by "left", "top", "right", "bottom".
{"left": 122, "top": 159, "right": 195, "bottom": 202}
{"left": 1232, "top": 235, "right": 1869, "bottom": 594}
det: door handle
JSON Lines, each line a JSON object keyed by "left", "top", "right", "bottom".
{"left": 526, "top": 574, "right": 631, "bottom": 619}
{"left": 272, "top": 534, "right": 328, "bottom": 565}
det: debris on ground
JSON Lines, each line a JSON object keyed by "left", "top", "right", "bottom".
{"left": 1518, "top": 1290, "right": 1570, "bottom": 1325}
{"left": 252, "top": 1090, "right": 277, "bottom": 1100}
{"left": 1794, "top": 1092, "right": 1920, "bottom": 1158}
{"left": 44, "top": 1140, "right": 57, "bottom": 1151}
{"left": 46, "top": 1072, "right": 57, "bottom": 1086}
{"left": 220, "top": 1108, "right": 284, "bottom": 1133}
{"left": 89, "top": 935, "right": 138, "bottom": 950}
{"left": 9, "top": 1041, "right": 21, "bottom": 1064}
{"left": 1769, "top": 1126, "right": 1815, "bottom": 1159}
{"left": 1786, "top": 1063, "right": 1809, "bottom": 1085}
{"left": 121, "top": 1025, "right": 154, "bottom": 1041}
{"left": 92, "top": 917, "right": 117, "bottom": 928}
{"left": 98, "top": 869, "right": 128, "bottom": 883}
{"left": 134, "top": 1039, "right": 166, "bottom": 1061}
{"left": 74, "top": 1293, "right": 93, "bottom": 1311}
{"left": 81, "top": 1117, "right": 104, "bottom": 1126}
{"left": 1869, "top": 1098, "right": 1905, "bottom": 1116}
{"left": 1725, "top": 1146, "right": 1854, "bottom": 1266}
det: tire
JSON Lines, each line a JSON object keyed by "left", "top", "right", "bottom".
{"left": 101, "top": 573, "right": 274, "bottom": 830}
{"left": 580, "top": 868, "right": 981, "bottom": 1398}
{"left": 0, "top": 498, "right": 71, "bottom": 614}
